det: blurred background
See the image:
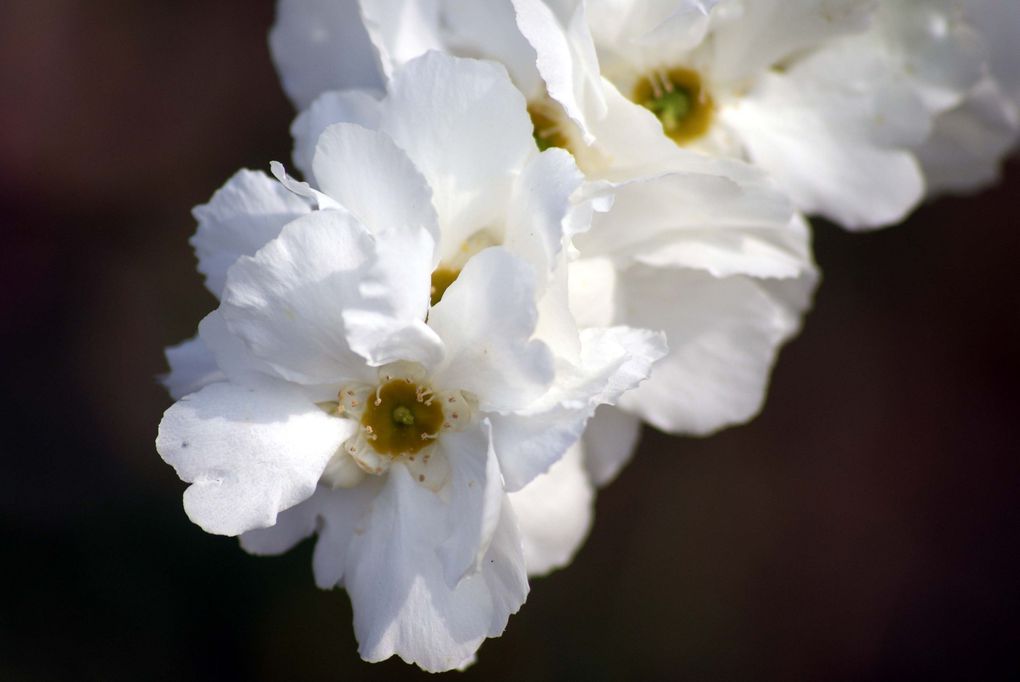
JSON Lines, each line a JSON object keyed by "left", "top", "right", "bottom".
{"left": 2, "top": 2, "right": 1018, "bottom": 680}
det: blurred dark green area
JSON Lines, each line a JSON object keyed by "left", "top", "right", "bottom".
{"left": 1, "top": 2, "right": 1018, "bottom": 680}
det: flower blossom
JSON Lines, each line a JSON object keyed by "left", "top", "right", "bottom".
{"left": 158, "top": 52, "right": 665, "bottom": 671}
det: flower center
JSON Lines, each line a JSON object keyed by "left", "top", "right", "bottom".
{"left": 429, "top": 230, "right": 500, "bottom": 306}
{"left": 430, "top": 267, "right": 460, "bottom": 306}
{"left": 360, "top": 379, "right": 445, "bottom": 456}
{"left": 528, "top": 98, "right": 571, "bottom": 153}
{"left": 632, "top": 67, "right": 713, "bottom": 145}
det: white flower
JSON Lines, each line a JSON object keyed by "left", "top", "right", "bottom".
{"left": 266, "top": 0, "right": 818, "bottom": 562}
{"left": 159, "top": 52, "right": 665, "bottom": 670}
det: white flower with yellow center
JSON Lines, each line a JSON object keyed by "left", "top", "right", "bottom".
{"left": 159, "top": 51, "right": 665, "bottom": 670}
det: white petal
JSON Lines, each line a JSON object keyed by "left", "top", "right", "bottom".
{"left": 312, "top": 123, "right": 439, "bottom": 243}
{"left": 724, "top": 71, "right": 925, "bottom": 230}
{"left": 270, "top": 0, "right": 384, "bottom": 109}
{"left": 428, "top": 248, "right": 554, "bottom": 413}
{"left": 309, "top": 124, "right": 446, "bottom": 369}
{"left": 162, "top": 335, "right": 224, "bottom": 400}
{"left": 191, "top": 169, "right": 311, "bottom": 298}
{"left": 291, "top": 89, "right": 382, "bottom": 180}
{"left": 577, "top": 167, "right": 804, "bottom": 279}
{"left": 310, "top": 481, "right": 379, "bottom": 589}
{"left": 504, "top": 148, "right": 583, "bottom": 278}
{"left": 196, "top": 310, "right": 288, "bottom": 390}
{"left": 490, "top": 325, "right": 666, "bottom": 491}
{"left": 156, "top": 381, "right": 357, "bottom": 536}
{"left": 567, "top": 256, "right": 618, "bottom": 329}
{"left": 220, "top": 211, "right": 438, "bottom": 385}
{"left": 582, "top": 405, "right": 642, "bottom": 487}
{"left": 379, "top": 52, "right": 534, "bottom": 257}
{"left": 437, "top": 423, "right": 504, "bottom": 588}
{"left": 508, "top": 442, "right": 593, "bottom": 576}
{"left": 345, "top": 466, "right": 527, "bottom": 671}
{"left": 616, "top": 265, "right": 813, "bottom": 435}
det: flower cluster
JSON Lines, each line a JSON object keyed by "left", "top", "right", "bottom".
{"left": 158, "top": 0, "right": 1018, "bottom": 672}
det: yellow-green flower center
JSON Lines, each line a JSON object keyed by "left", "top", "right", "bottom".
{"left": 430, "top": 267, "right": 460, "bottom": 306}
{"left": 360, "top": 380, "right": 444, "bottom": 456}
{"left": 529, "top": 100, "right": 571, "bottom": 153}
{"left": 633, "top": 67, "right": 713, "bottom": 145}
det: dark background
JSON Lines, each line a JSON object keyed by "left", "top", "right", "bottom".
{"left": 2, "top": 2, "right": 1017, "bottom": 680}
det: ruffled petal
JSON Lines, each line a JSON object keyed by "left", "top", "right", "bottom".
{"left": 220, "top": 211, "right": 438, "bottom": 385}
{"left": 191, "top": 169, "right": 310, "bottom": 298}
{"left": 156, "top": 381, "right": 356, "bottom": 536}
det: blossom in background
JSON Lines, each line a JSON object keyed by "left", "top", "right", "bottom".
{"left": 512, "top": 0, "right": 1016, "bottom": 229}
{"left": 918, "top": 0, "right": 1020, "bottom": 194}
{"left": 158, "top": 52, "right": 664, "bottom": 670}
{"left": 270, "top": 0, "right": 818, "bottom": 497}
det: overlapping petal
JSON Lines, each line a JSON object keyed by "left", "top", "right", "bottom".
{"left": 191, "top": 169, "right": 311, "bottom": 297}
{"left": 156, "top": 381, "right": 356, "bottom": 536}
{"left": 428, "top": 248, "right": 555, "bottom": 413}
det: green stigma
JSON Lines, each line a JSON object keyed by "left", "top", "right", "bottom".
{"left": 529, "top": 101, "right": 570, "bottom": 153}
{"left": 392, "top": 405, "right": 415, "bottom": 426}
{"left": 646, "top": 89, "right": 692, "bottom": 133}
{"left": 633, "top": 67, "right": 714, "bottom": 145}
